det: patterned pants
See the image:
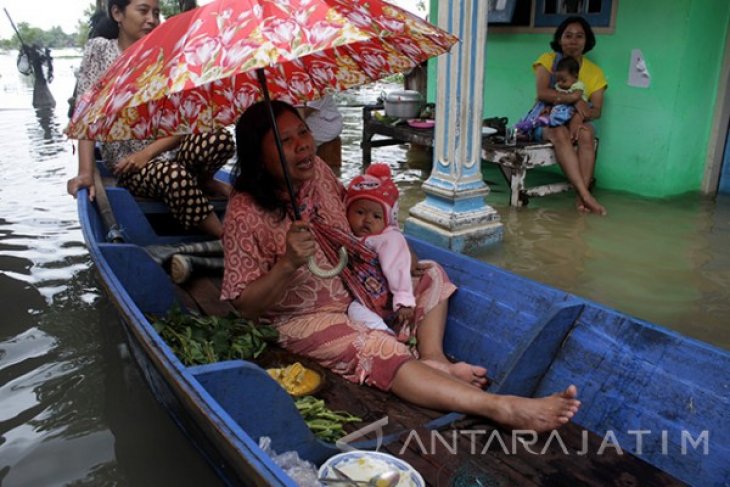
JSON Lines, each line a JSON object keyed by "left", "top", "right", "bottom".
{"left": 118, "top": 129, "right": 235, "bottom": 229}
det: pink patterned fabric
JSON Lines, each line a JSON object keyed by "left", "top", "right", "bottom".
{"left": 221, "top": 158, "right": 456, "bottom": 390}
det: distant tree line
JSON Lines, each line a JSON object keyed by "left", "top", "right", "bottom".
{"left": 0, "top": 0, "right": 197, "bottom": 50}
{"left": 0, "top": 22, "right": 79, "bottom": 50}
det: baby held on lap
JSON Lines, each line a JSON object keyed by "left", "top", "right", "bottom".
{"left": 345, "top": 164, "right": 415, "bottom": 333}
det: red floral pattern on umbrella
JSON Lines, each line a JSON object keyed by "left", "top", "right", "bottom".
{"left": 66, "top": 0, "right": 458, "bottom": 141}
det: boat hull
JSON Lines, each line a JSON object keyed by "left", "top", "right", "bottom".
{"left": 78, "top": 186, "right": 729, "bottom": 486}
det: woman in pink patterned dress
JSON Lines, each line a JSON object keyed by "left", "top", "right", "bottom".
{"left": 221, "top": 100, "right": 581, "bottom": 432}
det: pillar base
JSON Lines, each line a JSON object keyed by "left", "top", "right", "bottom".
{"left": 405, "top": 199, "right": 503, "bottom": 253}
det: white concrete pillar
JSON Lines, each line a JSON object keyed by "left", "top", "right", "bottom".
{"left": 404, "top": 0, "right": 503, "bottom": 253}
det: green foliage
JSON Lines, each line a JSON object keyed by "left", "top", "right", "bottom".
{"left": 294, "top": 396, "right": 362, "bottom": 443}
{"left": 0, "top": 21, "right": 79, "bottom": 49}
{"left": 160, "top": 0, "right": 181, "bottom": 19}
{"left": 160, "top": 0, "right": 197, "bottom": 19}
{"left": 383, "top": 73, "right": 404, "bottom": 84}
{"left": 75, "top": 3, "right": 99, "bottom": 46}
{"left": 150, "top": 306, "right": 278, "bottom": 366}
{"left": 1, "top": 2, "right": 96, "bottom": 49}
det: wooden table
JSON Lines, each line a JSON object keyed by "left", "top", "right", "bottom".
{"left": 361, "top": 105, "right": 574, "bottom": 207}
{"left": 361, "top": 104, "right": 437, "bottom": 165}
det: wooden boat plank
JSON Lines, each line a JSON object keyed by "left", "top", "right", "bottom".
{"left": 386, "top": 417, "right": 685, "bottom": 486}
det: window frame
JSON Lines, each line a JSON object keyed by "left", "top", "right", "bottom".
{"left": 488, "top": 0, "right": 618, "bottom": 34}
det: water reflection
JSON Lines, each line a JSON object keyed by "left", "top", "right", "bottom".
{"left": 0, "top": 51, "right": 222, "bottom": 486}
{"left": 31, "top": 106, "right": 64, "bottom": 150}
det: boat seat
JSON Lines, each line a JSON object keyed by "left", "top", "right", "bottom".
{"left": 190, "top": 360, "right": 337, "bottom": 464}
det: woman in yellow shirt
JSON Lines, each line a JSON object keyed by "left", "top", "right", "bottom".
{"left": 532, "top": 16, "right": 607, "bottom": 215}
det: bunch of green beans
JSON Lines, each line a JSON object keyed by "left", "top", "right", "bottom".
{"left": 294, "top": 396, "right": 362, "bottom": 443}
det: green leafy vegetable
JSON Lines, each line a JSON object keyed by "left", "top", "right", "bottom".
{"left": 294, "top": 396, "right": 361, "bottom": 443}
{"left": 150, "top": 306, "right": 278, "bottom": 366}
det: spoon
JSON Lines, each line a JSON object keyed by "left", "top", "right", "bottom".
{"left": 320, "top": 469, "right": 401, "bottom": 487}
{"left": 367, "top": 470, "right": 400, "bottom": 487}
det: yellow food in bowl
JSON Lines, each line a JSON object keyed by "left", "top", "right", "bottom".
{"left": 267, "top": 362, "right": 322, "bottom": 397}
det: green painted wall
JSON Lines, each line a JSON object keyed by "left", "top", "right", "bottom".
{"left": 429, "top": 0, "right": 730, "bottom": 197}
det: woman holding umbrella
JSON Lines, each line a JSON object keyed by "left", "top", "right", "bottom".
{"left": 221, "top": 101, "right": 582, "bottom": 432}
{"left": 66, "top": 0, "right": 234, "bottom": 237}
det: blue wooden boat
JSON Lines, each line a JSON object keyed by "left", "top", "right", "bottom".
{"left": 77, "top": 183, "right": 729, "bottom": 487}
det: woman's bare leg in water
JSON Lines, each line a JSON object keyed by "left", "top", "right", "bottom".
{"left": 544, "top": 126, "right": 606, "bottom": 215}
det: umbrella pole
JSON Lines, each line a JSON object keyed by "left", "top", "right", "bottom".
{"left": 255, "top": 68, "right": 347, "bottom": 278}
{"left": 255, "top": 68, "right": 301, "bottom": 220}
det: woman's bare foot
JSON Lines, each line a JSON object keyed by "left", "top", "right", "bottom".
{"left": 422, "top": 358, "right": 489, "bottom": 388}
{"left": 575, "top": 195, "right": 590, "bottom": 213}
{"left": 578, "top": 193, "right": 606, "bottom": 216}
{"left": 489, "top": 385, "right": 581, "bottom": 432}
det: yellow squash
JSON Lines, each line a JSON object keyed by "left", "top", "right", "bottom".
{"left": 267, "top": 362, "right": 322, "bottom": 397}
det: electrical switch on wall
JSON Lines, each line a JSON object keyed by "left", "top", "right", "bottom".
{"left": 628, "top": 48, "right": 651, "bottom": 88}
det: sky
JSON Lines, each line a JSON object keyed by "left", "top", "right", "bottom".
{"left": 0, "top": 0, "right": 424, "bottom": 40}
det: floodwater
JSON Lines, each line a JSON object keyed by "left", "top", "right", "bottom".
{"left": 0, "top": 49, "right": 728, "bottom": 486}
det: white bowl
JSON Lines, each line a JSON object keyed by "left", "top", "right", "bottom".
{"left": 319, "top": 451, "right": 424, "bottom": 487}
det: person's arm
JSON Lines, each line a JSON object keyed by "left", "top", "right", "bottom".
{"left": 571, "top": 87, "right": 605, "bottom": 128}
{"left": 67, "top": 40, "right": 103, "bottom": 200}
{"left": 375, "top": 231, "right": 416, "bottom": 326}
{"left": 230, "top": 220, "right": 315, "bottom": 319}
{"left": 376, "top": 232, "right": 415, "bottom": 309}
{"left": 536, "top": 66, "right": 582, "bottom": 106}
{"left": 67, "top": 139, "right": 97, "bottom": 201}
{"left": 113, "top": 135, "right": 184, "bottom": 176}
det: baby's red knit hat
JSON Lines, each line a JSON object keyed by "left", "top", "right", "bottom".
{"left": 346, "top": 164, "right": 400, "bottom": 226}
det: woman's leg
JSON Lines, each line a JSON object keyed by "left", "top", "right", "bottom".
{"left": 280, "top": 312, "right": 579, "bottom": 432}
{"left": 390, "top": 360, "right": 581, "bottom": 432}
{"left": 176, "top": 129, "right": 235, "bottom": 198}
{"left": 543, "top": 126, "right": 605, "bottom": 215}
{"left": 197, "top": 212, "right": 223, "bottom": 238}
{"left": 120, "top": 160, "right": 222, "bottom": 237}
{"left": 409, "top": 263, "right": 487, "bottom": 387}
{"left": 576, "top": 124, "right": 597, "bottom": 187}
{"left": 416, "top": 299, "right": 488, "bottom": 387}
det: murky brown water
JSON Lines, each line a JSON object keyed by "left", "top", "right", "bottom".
{"left": 0, "top": 50, "right": 727, "bottom": 485}
{"left": 336, "top": 92, "right": 729, "bottom": 350}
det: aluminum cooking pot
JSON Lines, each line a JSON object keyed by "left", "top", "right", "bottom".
{"left": 382, "top": 90, "right": 424, "bottom": 119}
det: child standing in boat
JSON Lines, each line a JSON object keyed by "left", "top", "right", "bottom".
{"left": 345, "top": 164, "right": 415, "bottom": 335}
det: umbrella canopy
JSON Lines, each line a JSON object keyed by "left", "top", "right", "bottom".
{"left": 66, "top": 0, "right": 458, "bottom": 141}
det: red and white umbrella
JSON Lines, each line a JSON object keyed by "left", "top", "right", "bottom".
{"left": 66, "top": 0, "right": 458, "bottom": 141}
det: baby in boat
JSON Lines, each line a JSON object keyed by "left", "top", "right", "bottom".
{"left": 345, "top": 164, "right": 415, "bottom": 334}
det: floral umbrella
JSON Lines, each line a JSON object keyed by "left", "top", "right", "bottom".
{"left": 66, "top": 0, "right": 458, "bottom": 276}
{"left": 65, "top": 0, "right": 458, "bottom": 142}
